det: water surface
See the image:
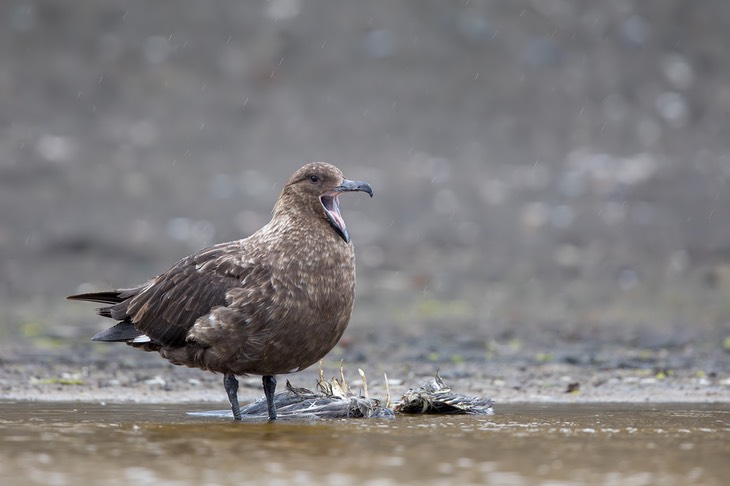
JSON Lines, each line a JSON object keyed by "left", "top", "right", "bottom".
{"left": 1, "top": 402, "right": 728, "bottom": 485}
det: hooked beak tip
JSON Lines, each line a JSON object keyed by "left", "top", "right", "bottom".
{"left": 336, "top": 179, "right": 373, "bottom": 197}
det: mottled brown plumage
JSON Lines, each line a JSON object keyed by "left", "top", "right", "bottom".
{"left": 68, "top": 162, "right": 373, "bottom": 420}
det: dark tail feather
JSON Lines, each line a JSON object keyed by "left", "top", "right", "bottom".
{"left": 92, "top": 320, "right": 144, "bottom": 342}
{"left": 67, "top": 290, "right": 125, "bottom": 305}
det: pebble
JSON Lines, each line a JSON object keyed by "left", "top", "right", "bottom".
{"left": 144, "top": 376, "right": 166, "bottom": 387}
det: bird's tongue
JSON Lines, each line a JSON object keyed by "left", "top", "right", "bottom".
{"left": 321, "top": 194, "right": 349, "bottom": 242}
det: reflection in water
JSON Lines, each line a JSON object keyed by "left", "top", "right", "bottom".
{"left": 1, "top": 402, "right": 728, "bottom": 485}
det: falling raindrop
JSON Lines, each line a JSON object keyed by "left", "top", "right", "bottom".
{"left": 191, "top": 220, "right": 215, "bottom": 247}
{"left": 144, "top": 35, "right": 171, "bottom": 64}
{"left": 409, "top": 153, "right": 452, "bottom": 184}
{"left": 10, "top": 4, "right": 35, "bottom": 32}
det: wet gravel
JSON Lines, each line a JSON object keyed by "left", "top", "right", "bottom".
{"left": 2, "top": 1, "right": 730, "bottom": 404}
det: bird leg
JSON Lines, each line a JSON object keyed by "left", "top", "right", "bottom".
{"left": 262, "top": 375, "right": 278, "bottom": 420}
{"left": 224, "top": 373, "right": 242, "bottom": 420}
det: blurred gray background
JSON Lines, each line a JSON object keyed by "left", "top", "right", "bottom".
{"left": 2, "top": 0, "right": 729, "bottom": 368}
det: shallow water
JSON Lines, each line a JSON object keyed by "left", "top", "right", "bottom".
{"left": 1, "top": 402, "right": 728, "bottom": 485}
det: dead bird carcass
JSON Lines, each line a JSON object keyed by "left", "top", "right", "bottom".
{"left": 394, "top": 372, "right": 494, "bottom": 415}
{"left": 227, "top": 369, "right": 493, "bottom": 420}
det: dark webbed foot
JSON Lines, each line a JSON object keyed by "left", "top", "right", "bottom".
{"left": 224, "top": 373, "right": 242, "bottom": 420}
{"left": 263, "top": 375, "right": 278, "bottom": 420}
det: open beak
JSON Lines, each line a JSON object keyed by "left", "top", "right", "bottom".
{"left": 320, "top": 179, "right": 373, "bottom": 243}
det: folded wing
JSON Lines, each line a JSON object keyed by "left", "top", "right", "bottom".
{"left": 68, "top": 244, "right": 253, "bottom": 348}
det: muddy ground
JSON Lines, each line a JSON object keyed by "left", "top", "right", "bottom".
{"left": 1, "top": 1, "right": 730, "bottom": 405}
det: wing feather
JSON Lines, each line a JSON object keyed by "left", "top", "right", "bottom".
{"left": 118, "top": 244, "right": 251, "bottom": 347}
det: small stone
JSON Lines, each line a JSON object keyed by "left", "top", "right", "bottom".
{"left": 144, "top": 376, "right": 166, "bottom": 387}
